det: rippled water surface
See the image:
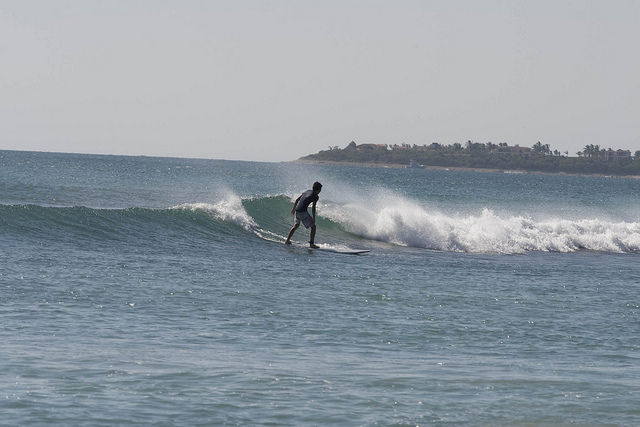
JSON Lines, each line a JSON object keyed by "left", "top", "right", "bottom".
{"left": 1, "top": 150, "right": 639, "bottom": 425}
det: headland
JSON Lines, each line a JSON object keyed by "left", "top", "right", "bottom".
{"left": 298, "top": 141, "right": 640, "bottom": 178}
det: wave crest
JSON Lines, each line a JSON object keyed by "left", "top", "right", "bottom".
{"left": 173, "top": 195, "right": 257, "bottom": 231}
{"left": 323, "top": 200, "right": 640, "bottom": 254}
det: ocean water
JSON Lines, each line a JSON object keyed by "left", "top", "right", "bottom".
{"left": 1, "top": 150, "right": 639, "bottom": 425}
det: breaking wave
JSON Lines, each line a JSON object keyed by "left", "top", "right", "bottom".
{"left": 2, "top": 192, "right": 639, "bottom": 254}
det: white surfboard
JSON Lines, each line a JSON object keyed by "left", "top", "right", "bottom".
{"left": 289, "top": 242, "right": 371, "bottom": 255}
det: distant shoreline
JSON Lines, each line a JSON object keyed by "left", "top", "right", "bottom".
{"left": 293, "top": 159, "right": 640, "bottom": 179}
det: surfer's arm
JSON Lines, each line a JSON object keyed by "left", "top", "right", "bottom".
{"left": 311, "top": 201, "right": 317, "bottom": 220}
{"left": 291, "top": 196, "right": 301, "bottom": 215}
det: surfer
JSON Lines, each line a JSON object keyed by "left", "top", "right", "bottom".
{"left": 285, "top": 181, "right": 322, "bottom": 248}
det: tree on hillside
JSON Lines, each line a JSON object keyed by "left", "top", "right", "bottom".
{"left": 581, "top": 144, "right": 602, "bottom": 158}
{"left": 465, "top": 141, "right": 487, "bottom": 153}
{"left": 532, "top": 141, "right": 550, "bottom": 155}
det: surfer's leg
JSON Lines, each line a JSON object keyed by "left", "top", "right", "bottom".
{"left": 285, "top": 223, "right": 299, "bottom": 244}
{"left": 309, "top": 225, "right": 318, "bottom": 248}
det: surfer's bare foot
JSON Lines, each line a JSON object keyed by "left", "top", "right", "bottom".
{"left": 284, "top": 240, "right": 292, "bottom": 245}
{"left": 309, "top": 243, "right": 319, "bottom": 249}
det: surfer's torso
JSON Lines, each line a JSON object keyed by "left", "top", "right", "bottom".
{"left": 295, "top": 189, "right": 319, "bottom": 213}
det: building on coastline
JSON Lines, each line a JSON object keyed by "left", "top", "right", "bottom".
{"left": 491, "top": 145, "right": 540, "bottom": 158}
{"left": 344, "top": 141, "right": 388, "bottom": 151}
{"left": 603, "top": 149, "right": 632, "bottom": 161}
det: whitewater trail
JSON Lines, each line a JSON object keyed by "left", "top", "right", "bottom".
{"left": 321, "top": 198, "right": 640, "bottom": 254}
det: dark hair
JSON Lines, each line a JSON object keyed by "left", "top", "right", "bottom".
{"left": 312, "top": 181, "right": 322, "bottom": 192}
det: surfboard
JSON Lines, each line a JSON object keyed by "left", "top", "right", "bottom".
{"left": 289, "top": 242, "right": 370, "bottom": 255}
{"left": 257, "top": 230, "right": 371, "bottom": 254}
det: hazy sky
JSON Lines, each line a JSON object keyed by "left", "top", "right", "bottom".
{"left": 1, "top": 0, "right": 639, "bottom": 162}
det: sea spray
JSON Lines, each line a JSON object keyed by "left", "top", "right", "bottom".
{"left": 173, "top": 194, "right": 257, "bottom": 232}
{"left": 322, "top": 197, "right": 640, "bottom": 254}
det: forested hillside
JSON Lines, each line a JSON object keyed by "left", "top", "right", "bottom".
{"left": 302, "top": 141, "right": 640, "bottom": 176}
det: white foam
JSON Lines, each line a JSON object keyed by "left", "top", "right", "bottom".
{"left": 323, "top": 197, "right": 640, "bottom": 254}
{"left": 173, "top": 194, "right": 257, "bottom": 231}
